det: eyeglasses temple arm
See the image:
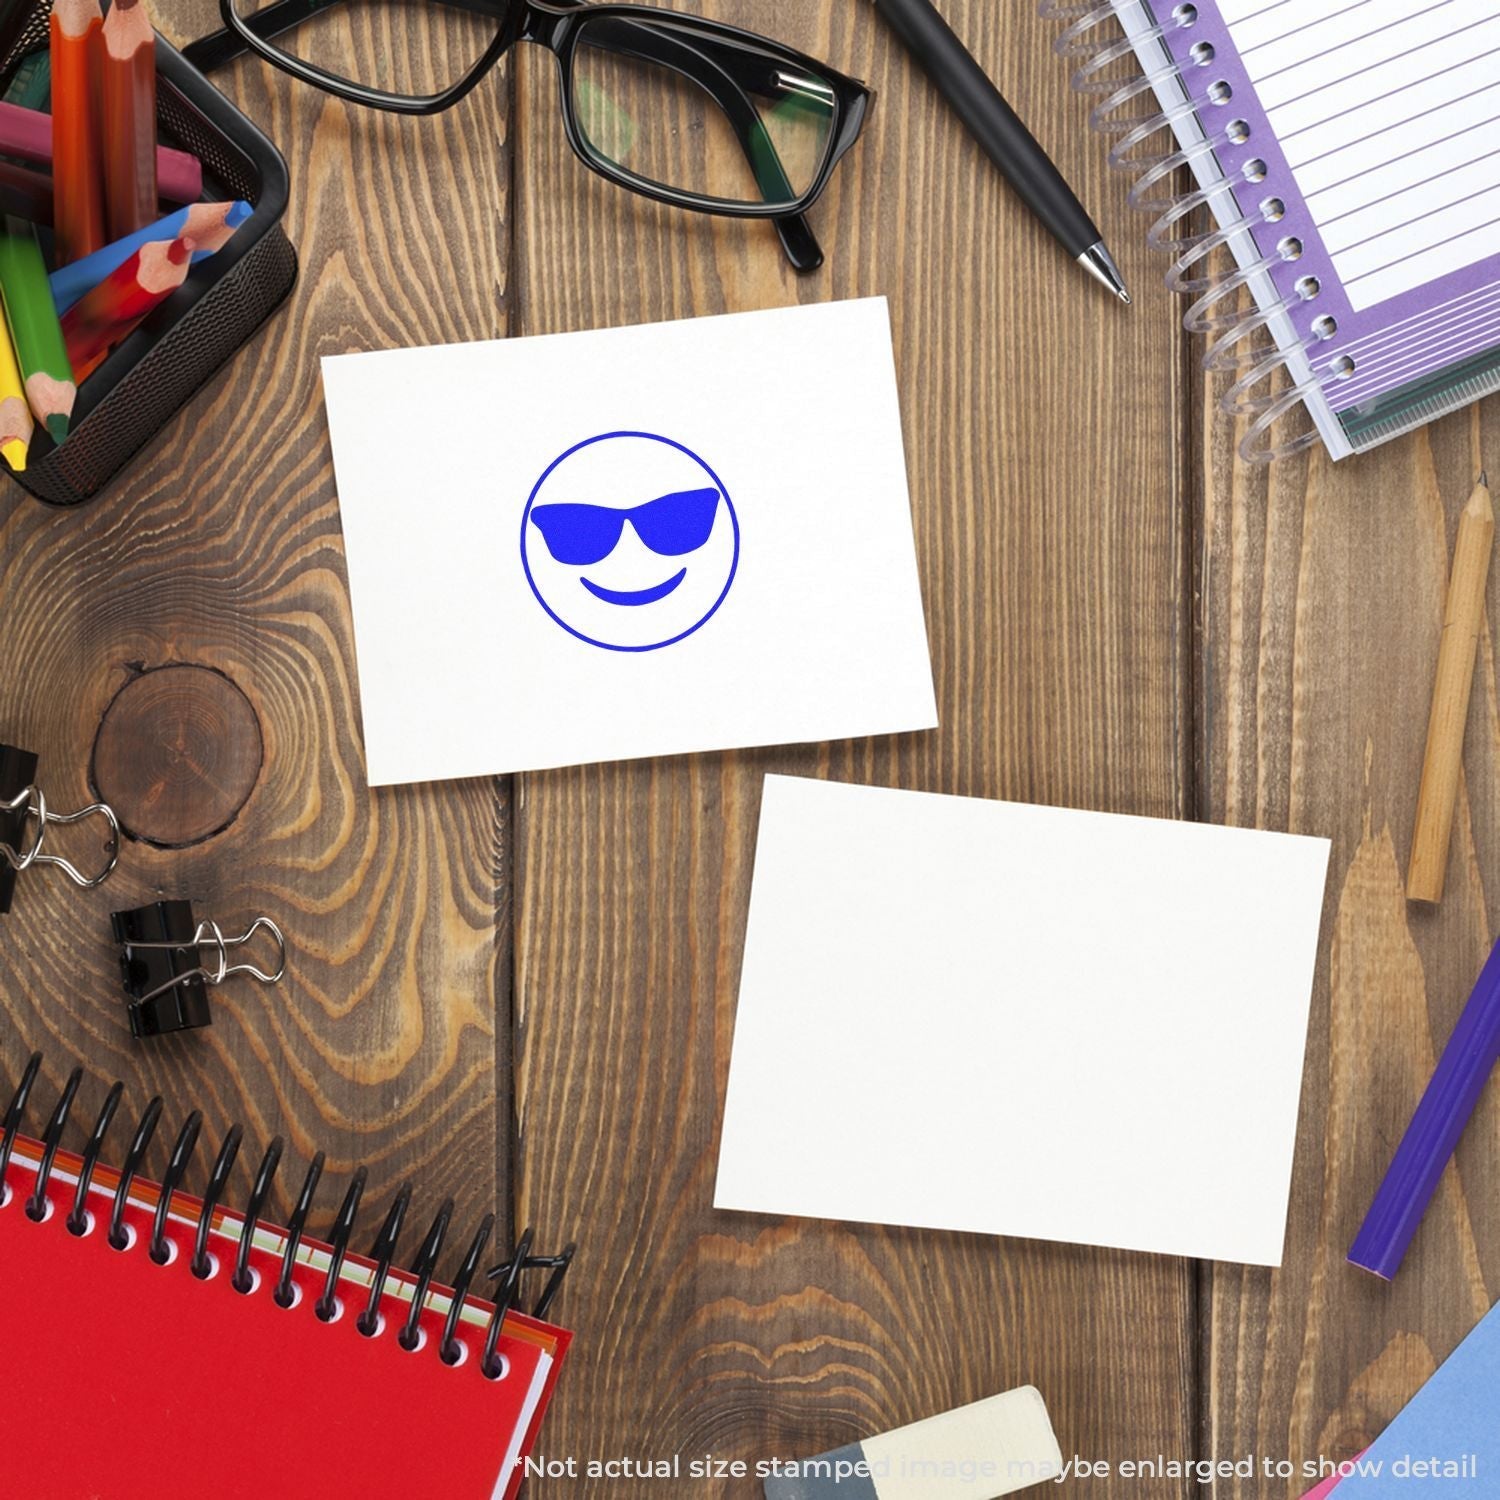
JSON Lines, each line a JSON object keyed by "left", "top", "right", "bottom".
{"left": 181, "top": 1, "right": 823, "bottom": 272}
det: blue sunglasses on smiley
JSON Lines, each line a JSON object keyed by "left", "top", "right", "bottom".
{"left": 528, "top": 486, "right": 722, "bottom": 605}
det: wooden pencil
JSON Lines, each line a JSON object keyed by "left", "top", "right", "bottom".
{"left": 0, "top": 219, "right": 76, "bottom": 443}
{"left": 51, "top": 200, "right": 249, "bottom": 313}
{"left": 0, "top": 158, "right": 57, "bottom": 226}
{"left": 62, "top": 234, "right": 192, "bottom": 381}
{"left": 1407, "top": 472, "right": 1495, "bottom": 904}
{"left": 101, "top": 0, "right": 158, "bottom": 240}
{"left": 0, "top": 101, "right": 202, "bottom": 204}
{"left": 0, "top": 312, "right": 33, "bottom": 471}
{"left": 51, "top": 0, "right": 106, "bottom": 264}
{"left": 0, "top": 162, "right": 210, "bottom": 236}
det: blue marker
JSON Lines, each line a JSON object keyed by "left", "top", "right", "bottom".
{"left": 50, "top": 201, "right": 253, "bottom": 314}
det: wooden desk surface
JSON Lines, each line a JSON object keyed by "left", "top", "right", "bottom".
{"left": 2, "top": 2, "right": 1496, "bottom": 1494}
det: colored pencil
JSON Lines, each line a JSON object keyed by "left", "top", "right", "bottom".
{"left": 62, "top": 234, "right": 192, "bottom": 381}
{"left": 0, "top": 158, "right": 56, "bottom": 226}
{"left": 0, "top": 162, "right": 207, "bottom": 234}
{"left": 51, "top": 200, "right": 250, "bottom": 314}
{"left": 0, "top": 101, "right": 201, "bottom": 204}
{"left": 0, "top": 219, "right": 75, "bottom": 442}
{"left": 101, "top": 0, "right": 158, "bottom": 240}
{"left": 1349, "top": 934, "right": 1500, "bottom": 1279}
{"left": 50, "top": 0, "right": 106, "bottom": 264}
{"left": 1407, "top": 473, "right": 1494, "bottom": 903}
{"left": 0, "top": 314, "right": 33, "bottom": 471}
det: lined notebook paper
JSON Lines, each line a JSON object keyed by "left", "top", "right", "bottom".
{"left": 1065, "top": 0, "right": 1500, "bottom": 460}
{"left": 1228, "top": 0, "right": 1500, "bottom": 315}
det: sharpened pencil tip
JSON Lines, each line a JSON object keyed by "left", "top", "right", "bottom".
{"left": 1481, "top": 470, "right": 1489, "bottom": 488}
{"left": 45, "top": 415, "right": 67, "bottom": 445}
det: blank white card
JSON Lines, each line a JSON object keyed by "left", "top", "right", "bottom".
{"left": 715, "top": 776, "right": 1331, "bottom": 1266}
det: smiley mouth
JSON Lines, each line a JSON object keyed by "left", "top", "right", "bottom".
{"left": 580, "top": 569, "right": 687, "bottom": 606}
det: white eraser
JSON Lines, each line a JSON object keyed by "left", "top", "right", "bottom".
{"left": 863, "top": 1387, "right": 1063, "bottom": 1499}
{"left": 764, "top": 1385, "right": 1063, "bottom": 1500}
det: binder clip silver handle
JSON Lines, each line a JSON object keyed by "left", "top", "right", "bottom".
{"left": 124, "top": 917, "right": 288, "bottom": 1007}
{"left": 1, "top": 785, "right": 121, "bottom": 890}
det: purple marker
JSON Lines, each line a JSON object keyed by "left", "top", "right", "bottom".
{"left": 1349, "top": 935, "right": 1500, "bottom": 1279}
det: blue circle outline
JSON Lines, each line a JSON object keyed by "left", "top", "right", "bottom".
{"left": 520, "top": 430, "right": 741, "bottom": 653}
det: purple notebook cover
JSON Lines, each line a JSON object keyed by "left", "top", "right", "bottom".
{"left": 1142, "top": 0, "right": 1500, "bottom": 421}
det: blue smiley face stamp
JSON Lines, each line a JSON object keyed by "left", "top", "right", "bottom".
{"left": 521, "top": 431, "right": 740, "bottom": 652}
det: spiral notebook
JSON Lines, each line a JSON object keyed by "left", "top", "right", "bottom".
{"left": 0, "top": 1057, "right": 573, "bottom": 1500}
{"left": 1052, "top": 0, "right": 1500, "bottom": 462}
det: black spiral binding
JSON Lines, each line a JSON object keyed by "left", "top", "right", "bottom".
{"left": 25, "top": 1065, "right": 81, "bottom": 1221}
{"left": 357, "top": 1182, "right": 410, "bottom": 1335}
{"left": 0, "top": 1050, "right": 40, "bottom": 1198}
{"left": 440, "top": 1213, "right": 494, "bottom": 1367}
{"left": 192, "top": 1125, "right": 243, "bottom": 1277}
{"left": 67, "top": 1080, "right": 123, "bottom": 1235}
{"left": 316, "top": 1166, "right": 367, "bottom": 1321}
{"left": 398, "top": 1194, "right": 452, "bottom": 1350}
{"left": 2, "top": 1054, "right": 576, "bottom": 1377}
{"left": 275, "top": 1150, "right": 325, "bottom": 1308}
{"left": 234, "top": 1136, "right": 283, "bottom": 1293}
{"left": 151, "top": 1110, "right": 203, "bottom": 1262}
{"left": 109, "top": 1095, "right": 163, "bottom": 1250}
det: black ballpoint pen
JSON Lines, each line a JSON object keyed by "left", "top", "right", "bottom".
{"left": 870, "top": 0, "right": 1131, "bottom": 303}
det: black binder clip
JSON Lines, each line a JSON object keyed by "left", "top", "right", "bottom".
{"left": 111, "top": 900, "right": 287, "bottom": 1039}
{"left": 1, "top": 742, "right": 120, "bottom": 916}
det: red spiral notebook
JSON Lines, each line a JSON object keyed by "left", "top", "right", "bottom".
{"left": 0, "top": 1078, "right": 572, "bottom": 1500}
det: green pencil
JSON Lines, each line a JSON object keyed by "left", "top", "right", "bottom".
{"left": 0, "top": 218, "right": 75, "bottom": 443}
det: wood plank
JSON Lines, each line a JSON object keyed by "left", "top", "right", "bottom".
{"left": 1200, "top": 362, "right": 1500, "bottom": 1485}
{"left": 511, "top": 2, "right": 1197, "bottom": 1489}
{"left": 0, "top": 9, "right": 514, "bottom": 1256}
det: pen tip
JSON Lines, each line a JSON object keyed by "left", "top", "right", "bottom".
{"left": 1078, "top": 242, "right": 1130, "bottom": 304}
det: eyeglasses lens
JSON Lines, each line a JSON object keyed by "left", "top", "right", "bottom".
{"left": 570, "top": 15, "right": 837, "bottom": 209}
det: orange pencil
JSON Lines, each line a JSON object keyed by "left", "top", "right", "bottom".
{"left": 62, "top": 235, "right": 192, "bottom": 382}
{"left": 101, "top": 0, "right": 157, "bottom": 240}
{"left": 51, "top": 0, "right": 107, "bottom": 264}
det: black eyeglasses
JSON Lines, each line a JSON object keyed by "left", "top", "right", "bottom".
{"left": 182, "top": 0, "right": 872, "bottom": 271}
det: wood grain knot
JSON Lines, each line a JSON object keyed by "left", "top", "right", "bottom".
{"left": 92, "top": 665, "right": 264, "bottom": 847}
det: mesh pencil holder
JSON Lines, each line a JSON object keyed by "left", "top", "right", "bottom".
{"left": 0, "top": 23, "right": 296, "bottom": 507}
